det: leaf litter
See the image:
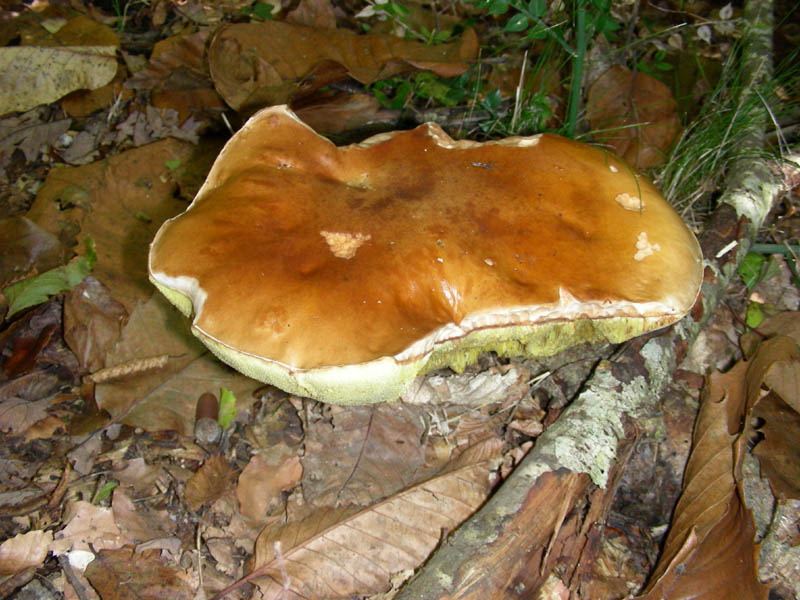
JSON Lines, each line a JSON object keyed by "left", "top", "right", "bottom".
{"left": 0, "top": 0, "right": 798, "bottom": 598}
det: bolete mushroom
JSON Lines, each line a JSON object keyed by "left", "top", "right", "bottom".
{"left": 148, "top": 105, "right": 702, "bottom": 405}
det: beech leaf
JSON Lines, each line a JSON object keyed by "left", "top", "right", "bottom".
{"left": 225, "top": 438, "right": 502, "bottom": 599}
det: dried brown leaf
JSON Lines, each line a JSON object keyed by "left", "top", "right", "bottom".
{"left": 127, "top": 31, "right": 211, "bottom": 91}
{"left": 113, "top": 457, "right": 164, "bottom": 497}
{"left": 0, "top": 392, "right": 51, "bottom": 435}
{"left": 44, "top": 15, "right": 120, "bottom": 48}
{"left": 0, "top": 109, "right": 71, "bottom": 166}
{"left": 112, "top": 490, "right": 174, "bottom": 542}
{"left": 286, "top": 0, "right": 337, "bottom": 29}
{"left": 293, "top": 92, "right": 394, "bottom": 135}
{"left": 63, "top": 277, "right": 128, "bottom": 372}
{"left": 741, "top": 311, "right": 800, "bottom": 358}
{"left": 0, "top": 531, "right": 53, "bottom": 575}
{"left": 745, "top": 335, "right": 800, "bottom": 412}
{"left": 587, "top": 65, "right": 680, "bottom": 169}
{"left": 94, "top": 294, "right": 261, "bottom": 435}
{"left": 237, "top": 452, "right": 303, "bottom": 521}
{"left": 740, "top": 334, "right": 800, "bottom": 497}
{"left": 638, "top": 362, "right": 767, "bottom": 599}
{"left": 50, "top": 501, "right": 128, "bottom": 555}
{"left": 85, "top": 548, "right": 193, "bottom": 600}
{"left": 26, "top": 139, "right": 198, "bottom": 311}
{"left": 762, "top": 352, "right": 800, "bottom": 413}
{"left": 207, "top": 21, "right": 478, "bottom": 110}
{"left": 240, "top": 438, "right": 502, "bottom": 599}
{"left": 184, "top": 455, "right": 236, "bottom": 511}
{"left": 23, "top": 415, "right": 65, "bottom": 441}
{"left": 302, "top": 403, "right": 427, "bottom": 507}
{"left": 126, "top": 31, "right": 223, "bottom": 123}
{"left": 0, "top": 46, "right": 117, "bottom": 114}
{"left": 752, "top": 392, "right": 800, "bottom": 499}
{"left": 0, "top": 217, "right": 68, "bottom": 287}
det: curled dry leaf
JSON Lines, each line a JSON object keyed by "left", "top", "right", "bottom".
{"left": 587, "top": 65, "right": 681, "bottom": 169}
{"left": 207, "top": 21, "right": 479, "bottom": 110}
{"left": 219, "top": 438, "right": 502, "bottom": 599}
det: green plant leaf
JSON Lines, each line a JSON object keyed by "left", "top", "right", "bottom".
{"left": 3, "top": 238, "right": 97, "bottom": 318}
{"left": 247, "top": 2, "right": 274, "bottom": 20}
{"left": 484, "top": 88, "right": 503, "bottom": 108}
{"left": 488, "top": 0, "right": 510, "bottom": 15}
{"left": 745, "top": 302, "right": 764, "bottom": 329}
{"left": 95, "top": 481, "right": 118, "bottom": 503}
{"left": 527, "top": 0, "right": 546, "bottom": 17}
{"left": 504, "top": 13, "right": 529, "bottom": 32}
{"left": 738, "top": 252, "right": 766, "bottom": 290}
{"left": 218, "top": 388, "right": 238, "bottom": 429}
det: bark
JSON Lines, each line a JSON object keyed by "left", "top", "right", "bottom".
{"left": 394, "top": 0, "right": 781, "bottom": 597}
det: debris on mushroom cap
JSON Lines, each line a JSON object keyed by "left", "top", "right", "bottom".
{"left": 148, "top": 105, "right": 703, "bottom": 405}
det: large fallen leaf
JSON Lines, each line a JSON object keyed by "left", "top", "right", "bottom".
{"left": 293, "top": 92, "right": 396, "bottom": 135}
{"left": 207, "top": 21, "right": 479, "bottom": 110}
{"left": 94, "top": 294, "right": 262, "bottom": 435}
{"left": 26, "top": 138, "right": 202, "bottom": 312}
{"left": 0, "top": 46, "right": 117, "bottom": 115}
{"left": 24, "top": 14, "right": 120, "bottom": 48}
{"left": 224, "top": 438, "right": 502, "bottom": 599}
{"left": 638, "top": 361, "right": 767, "bottom": 599}
{"left": 741, "top": 311, "right": 800, "bottom": 358}
{"left": 587, "top": 65, "right": 680, "bottom": 169}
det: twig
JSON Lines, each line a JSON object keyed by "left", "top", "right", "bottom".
{"left": 58, "top": 555, "right": 93, "bottom": 600}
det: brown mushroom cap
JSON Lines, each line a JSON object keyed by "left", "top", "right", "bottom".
{"left": 149, "top": 105, "right": 703, "bottom": 404}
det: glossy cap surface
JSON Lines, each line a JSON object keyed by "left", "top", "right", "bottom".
{"left": 149, "top": 105, "right": 703, "bottom": 403}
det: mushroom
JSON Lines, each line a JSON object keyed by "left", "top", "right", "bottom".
{"left": 148, "top": 105, "right": 703, "bottom": 405}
